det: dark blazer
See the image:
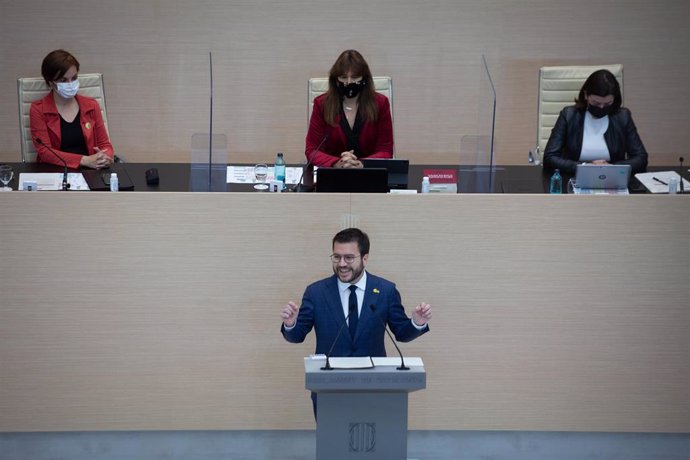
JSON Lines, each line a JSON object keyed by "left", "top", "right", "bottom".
{"left": 306, "top": 93, "right": 394, "bottom": 167}
{"left": 281, "top": 273, "right": 428, "bottom": 357}
{"left": 543, "top": 105, "right": 647, "bottom": 175}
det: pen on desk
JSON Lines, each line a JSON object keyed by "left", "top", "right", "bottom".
{"left": 652, "top": 177, "right": 668, "bottom": 186}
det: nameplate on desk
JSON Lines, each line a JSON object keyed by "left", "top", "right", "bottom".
{"left": 423, "top": 169, "right": 458, "bottom": 193}
{"left": 423, "top": 169, "right": 457, "bottom": 184}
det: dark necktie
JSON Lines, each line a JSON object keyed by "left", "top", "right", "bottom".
{"left": 348, "top": 285, "right": 358, "bottom": 339}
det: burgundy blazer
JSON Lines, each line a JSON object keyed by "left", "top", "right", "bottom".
{"left": 306, "top": 92, "right": 393, "bottom": 167}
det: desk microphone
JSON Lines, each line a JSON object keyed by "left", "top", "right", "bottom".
{"left": 321, "top": 306, "right": 352, "bottom": 371}
{"left": 207, "top": 51, "right": 214, "bottom": 190}
{"left": 369, "top": 304, "right": 409, "bottom": 371}
{"left": 293, "top": 135, "right": 328, "bottom": 192}
{"left": 34, "top": 137, "right": 70, "bottom": 191}
{"left": 680, "top": 157, "right": 685, "bottom": 193}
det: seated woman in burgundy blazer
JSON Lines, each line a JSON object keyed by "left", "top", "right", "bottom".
{"left": 305, "top": 50, "right": 393, "bottom": 168}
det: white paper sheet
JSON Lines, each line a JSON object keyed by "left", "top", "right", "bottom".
{"left": 327, "top": 357, "right": 375, "bottom": 369}
{"left": 371, "top": 357, "right": 424, "bottom": 367}
{"left": 573, "top": 186, "right": 629, "bottom": 195}
{"left": 226, "top": 166, "right": 303, "bottom": 185}
{"left": 18, "top": 173, "right": 90, "bottom": 191}
{"left": 635, "top": 171, "right": 690, "bottom": 194}
{"left": 304, "top": 356, "right": 424, "bottom": 368}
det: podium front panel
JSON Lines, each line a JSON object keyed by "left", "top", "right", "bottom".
{"left": 318, "top": 392, "right": 408, "bottom": 460}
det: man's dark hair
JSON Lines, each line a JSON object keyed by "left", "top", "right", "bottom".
{"left": 333, "top": 228, "right": 370, "bottom": 256}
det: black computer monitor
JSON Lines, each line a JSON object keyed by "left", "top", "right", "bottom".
{"left": 315, "top": 167, "right": 389, "bottom": 193}
{"left": 360, "top": 158, "right": 409, "bottom": 189}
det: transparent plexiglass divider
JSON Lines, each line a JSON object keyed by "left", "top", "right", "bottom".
{"left": 458, "top": 55, "right": 497, "bottom": 193}
{"left": 190, "top": 133, "right": 228, "bottom": 192}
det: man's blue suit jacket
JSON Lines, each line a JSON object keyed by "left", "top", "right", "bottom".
{"left": 281, "top": 272, "right": 428, "bottom": 357}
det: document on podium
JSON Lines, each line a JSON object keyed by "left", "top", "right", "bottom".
{"left": 327, "top": 357, "right": 375, "bottom": 369}
{"left": 372, "top": 357, "right": 424, "bottom": 367}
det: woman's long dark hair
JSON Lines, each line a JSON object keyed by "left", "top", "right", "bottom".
{"left": 322, "top": 50, "right": 378, "bottom": 126}
{"left": 574, "top": 69, "right": 622, "bottom": 113}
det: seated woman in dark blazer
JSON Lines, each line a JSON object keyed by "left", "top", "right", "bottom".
{"left": 30, "top": 49, "right": 114, "bottom": 170}
{"left": 543, "top": 69, "right": 647, "bottom": 175}
{"left": 306, "top": 49, "right": 393, "bottom": 168}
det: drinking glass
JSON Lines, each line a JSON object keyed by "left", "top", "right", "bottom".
{"left": 0, "top": 165, "right": 14, "bottom": 191}
{"left": 253, "top": 164, "right": 269, "bottom": 190}
{"left": 567, "top": 178, "right": 577, "bottom": 194}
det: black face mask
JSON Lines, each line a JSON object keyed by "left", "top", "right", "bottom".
{"left": 337, "top": 80, "right": 366, "bottom": 99}
{"left": 587, "top": 104, "right": 613, "bottom": 119}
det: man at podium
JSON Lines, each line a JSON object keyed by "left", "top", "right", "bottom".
{"left": 280, "top": 228, "right": 431, "bottom": 414}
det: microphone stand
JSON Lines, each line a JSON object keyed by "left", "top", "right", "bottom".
{"left": 208, "top": 51, "right": 213, "bottom": 191}
{"left": 321, "top": 308, "right": 352, "bottom": 371}
{"left": 292, "top": 135, "right": 328, "bottom": 192}
{"left": 679, "top": 157, "right": 685, "bottom": 194}
{"left": 35, "top": 138, "right": 70, "bottom": 191}
{"left": 369, "top": 304, "right": 409, "bottom": 371}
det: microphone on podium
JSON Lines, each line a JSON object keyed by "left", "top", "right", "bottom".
{"left": 369, "top": 304, "right": 409, "bottom": 371}
{"left": 34, "top": 138, "right": 70, "bottom": 191}
{"left": 321, "top": 306, "right": 352, "bottom": 371}
{"left": 679, "top": 157, "right": 685, "bottom": 194}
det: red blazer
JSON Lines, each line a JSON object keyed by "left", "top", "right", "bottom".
{"left": 30, "top": 93, "right": 115, "bottom": 169}
{"left": 306, "top": 92, "right": 393, "bottom": 167}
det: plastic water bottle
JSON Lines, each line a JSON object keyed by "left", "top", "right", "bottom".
{"left": 669, "top": 177, "right": 678, "bottom": 194}
{"left": 421, "top": 176, "right": 430, "bottom": 193}
{"left": 274, "top": 152, "right": 286, "bottom": 187}
{"left": 550, "top": 169, "right": 562, "bottom": 194}
{"left": 110, "top": 173, "right": 119, "bottom": 192}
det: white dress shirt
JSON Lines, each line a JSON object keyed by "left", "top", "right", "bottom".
{"left": 337, "top": 271, "right": 367, "bottom": 325}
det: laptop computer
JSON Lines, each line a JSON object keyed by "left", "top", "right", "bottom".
{"left": 315, "top": 167, "right": 389, "bottom": 193}
{"left": 360, "top": 158, "right": 409, "bottom": 189}
{"left": 575, "top": 164, "right": 631, "bottom": 190}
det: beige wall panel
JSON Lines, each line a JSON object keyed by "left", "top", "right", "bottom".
{"left": 0, "top": 193, "right": 350, "bottom": 431}
{"left": 1, "top": 193, "right": 689, "bottom": 432}
{"left": 1, "top": 1, "right": 689, "bottom": 165}
{"left": 353, "top": 194, "right": 690, "bottom": 432}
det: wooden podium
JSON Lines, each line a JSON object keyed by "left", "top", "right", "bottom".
{"left": 305, "top": 357, "right": 426, "bottom": 460}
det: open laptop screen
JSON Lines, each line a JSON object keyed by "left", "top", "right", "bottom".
{"left": 575, "top": 164, "right": 631, "bottom": 189}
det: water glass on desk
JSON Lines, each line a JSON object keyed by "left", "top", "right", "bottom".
{"left": 253, "top": 164, "right": 269, "bottom": 190}
{"left": 0, "top": 165, "right": 13, "bottom": 191}
{"left": 567, "top": 178, "right": 577, "bottom": 194}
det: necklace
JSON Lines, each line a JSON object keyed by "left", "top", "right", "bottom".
{"left": 343, "top": 99, "right": 358, "bottom": 112}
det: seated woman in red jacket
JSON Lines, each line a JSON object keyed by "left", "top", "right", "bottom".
{"left": 306, "top": 50, "right": 393, "bottom": 168}
{"left": 30, "top": 49, "right": 114, "bottom": 170}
